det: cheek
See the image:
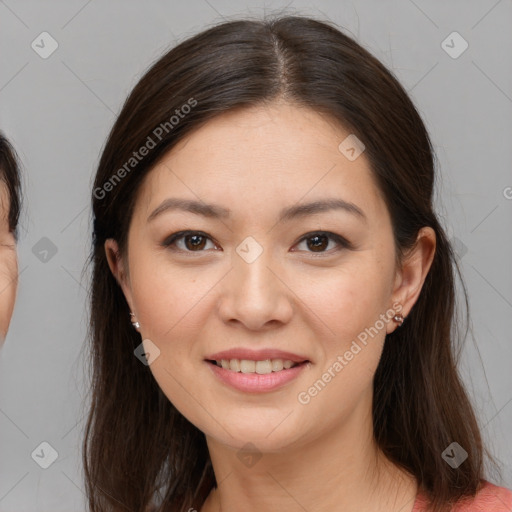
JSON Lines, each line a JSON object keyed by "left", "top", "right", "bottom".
{"left": 292, "top": 269, "right": 389, "bottom": 435}
{"left": 303, "top": 271, "right": 387, "bottom": 369}
{"left": 290, "top": 254, "right": 392, "bottom": 399}
{"left": 292, "top": 255, "right": 392, "bottom": 345}
{"left": 130, "top": 261, "right": 216, "bottom": 428}
{"left": 130, "top": 251, "right": 219, "bottom": 341}
{"left": 128, "top": 256, "right": 224, "bottom": 414}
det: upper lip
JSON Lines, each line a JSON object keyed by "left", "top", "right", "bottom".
{"left": 205, "top": 348, "right": 310, "bottom": 363}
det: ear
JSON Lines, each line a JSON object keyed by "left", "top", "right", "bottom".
{"left": 387, "top": 226, "right": 436, "bottom": 333}
{"left": 104, "top": 238, "right": 135, "bottom": 313}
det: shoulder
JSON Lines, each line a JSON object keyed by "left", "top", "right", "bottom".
{"left": 452, "top": 480, "right": 512, "bottom": 511}
{"left": 413, "top": 480, "right": 512, "bottom": 511}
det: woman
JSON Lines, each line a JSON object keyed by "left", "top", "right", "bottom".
{"left": 0, "top": 133, "right": 21, "bottom": 346}
{"left": 84, "top": 14, "right": 512, "bottom": 512}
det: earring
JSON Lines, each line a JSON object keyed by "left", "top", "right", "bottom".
{"left": 130, "top": 312, "right": 140, "bottom": 330}
{"left": 393, "top": 313, "right": 405, "bottom": 327}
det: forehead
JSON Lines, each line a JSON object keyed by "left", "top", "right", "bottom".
{"left": 136, "top": 102, "right": 386, "bottom": 225}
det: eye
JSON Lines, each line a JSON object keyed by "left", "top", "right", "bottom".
{"left": 292, "top": 231, "right": 352, "bottom": 254}
{"left": 161, "top": 230, "right": 352, "bottom": 255}
{"left": 161, "top": 230, "right": 219, "bottom": 253}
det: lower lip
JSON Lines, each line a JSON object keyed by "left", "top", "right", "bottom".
{"left": 206, "top": 361, "right": 309, "bottom": 393}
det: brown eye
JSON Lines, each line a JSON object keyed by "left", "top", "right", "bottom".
{"left": 184, "top": 234, "right": 207, "bottom": 251}
{"left": 294, "top": 231, "right": 352, "bottom": 254}
{"left": 162, "top": 231, "right": 218, "bottom": 253}
{"left": 306, "top": 234, "right": 329, "bottom": 252}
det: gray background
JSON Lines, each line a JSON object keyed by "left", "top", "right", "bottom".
{"left": 1, "top": 0, "right": 511, "bottom": 510}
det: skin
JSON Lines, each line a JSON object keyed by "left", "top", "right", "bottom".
{"left": 105, "top": 101, "right": 436, "bottom": 512}
{"left": 0, "top": 179, "right": 17, "bottom": 346}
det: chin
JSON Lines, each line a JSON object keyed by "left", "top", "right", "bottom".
{"left": 204, "top": 413, "right": 304, "bottom": 453}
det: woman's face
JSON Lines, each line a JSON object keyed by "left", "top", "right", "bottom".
{"left": 0, "top": 180, "right": 17, "bottom": 345}
{"left": 106, "top": 102, "right": 433, "bottom": 452}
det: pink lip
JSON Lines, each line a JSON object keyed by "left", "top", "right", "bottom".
{"left": 205, "top": 348, "right": 309, "bottom": 363}
{"left": 206, "top": 360, "right": 309, "bottom": 393}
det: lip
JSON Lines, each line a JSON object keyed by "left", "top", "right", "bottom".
{"left": 205, "top": 348, "right": 310, "bottom": 363}
{"left": 206, "top": 359, "right": 310, "bottom": 393}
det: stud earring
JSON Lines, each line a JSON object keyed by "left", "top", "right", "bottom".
{"left": 393, "top": 313, "right": 405, "bottom": 327}
{"left": 130, "top": 312, "right": 140, "bottom": 330}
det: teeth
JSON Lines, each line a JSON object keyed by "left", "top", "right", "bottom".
{"left": 215, "top": 358, "right": 299, "bottom": 373}
{"left": 255, "top": 360, "right": 272, "bottom": 374}
{"left": 240, "top": 360, "right": 255, "bottom": 373}
{"left": 272, "top": 359, "right": 284, "bottom": 371}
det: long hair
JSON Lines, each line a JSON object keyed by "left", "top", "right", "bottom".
{"left": 0, "top": 133, "right": 22, "bottom": 240}
{"left": 84, "top": 14, "right": 501, "bottom": 512}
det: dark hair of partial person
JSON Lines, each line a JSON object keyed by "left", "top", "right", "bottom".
{"left": 0, "top": 133, "right": 22, "bottom": 240}
{"left": 83, "top": 13, "right": 502, "bottom": 512}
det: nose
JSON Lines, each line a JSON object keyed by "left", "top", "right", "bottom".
{"left": 217, "top": 246, "right": 293, "bottom": 331}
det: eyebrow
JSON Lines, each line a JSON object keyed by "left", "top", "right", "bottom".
{"left": 147, "top": 197, "right": 367, "bottom": 224}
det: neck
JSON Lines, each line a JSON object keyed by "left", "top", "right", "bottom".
{"left": 201, "top": 392, "right": 418, "bottom": 512}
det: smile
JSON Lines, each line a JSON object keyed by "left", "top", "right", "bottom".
{"left": 206, "top": 359, "right": 310, "bottom": 393}
{"left": 210, "top": 358, "right": 301, "bottom": 374}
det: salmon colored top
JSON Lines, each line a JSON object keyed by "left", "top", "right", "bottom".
{"left": 411, "top": 480, "right": 512, "bottom": 511}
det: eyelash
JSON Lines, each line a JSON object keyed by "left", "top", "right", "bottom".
{"left": 161, "top": 230, "right": 353, "bottom": 256}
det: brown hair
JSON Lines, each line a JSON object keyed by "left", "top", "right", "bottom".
{"left": 0, "top": 133, "right": 22, "bottom": 239}
{"left": 84, "top": 13, "right": 501, "bottom": 512}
